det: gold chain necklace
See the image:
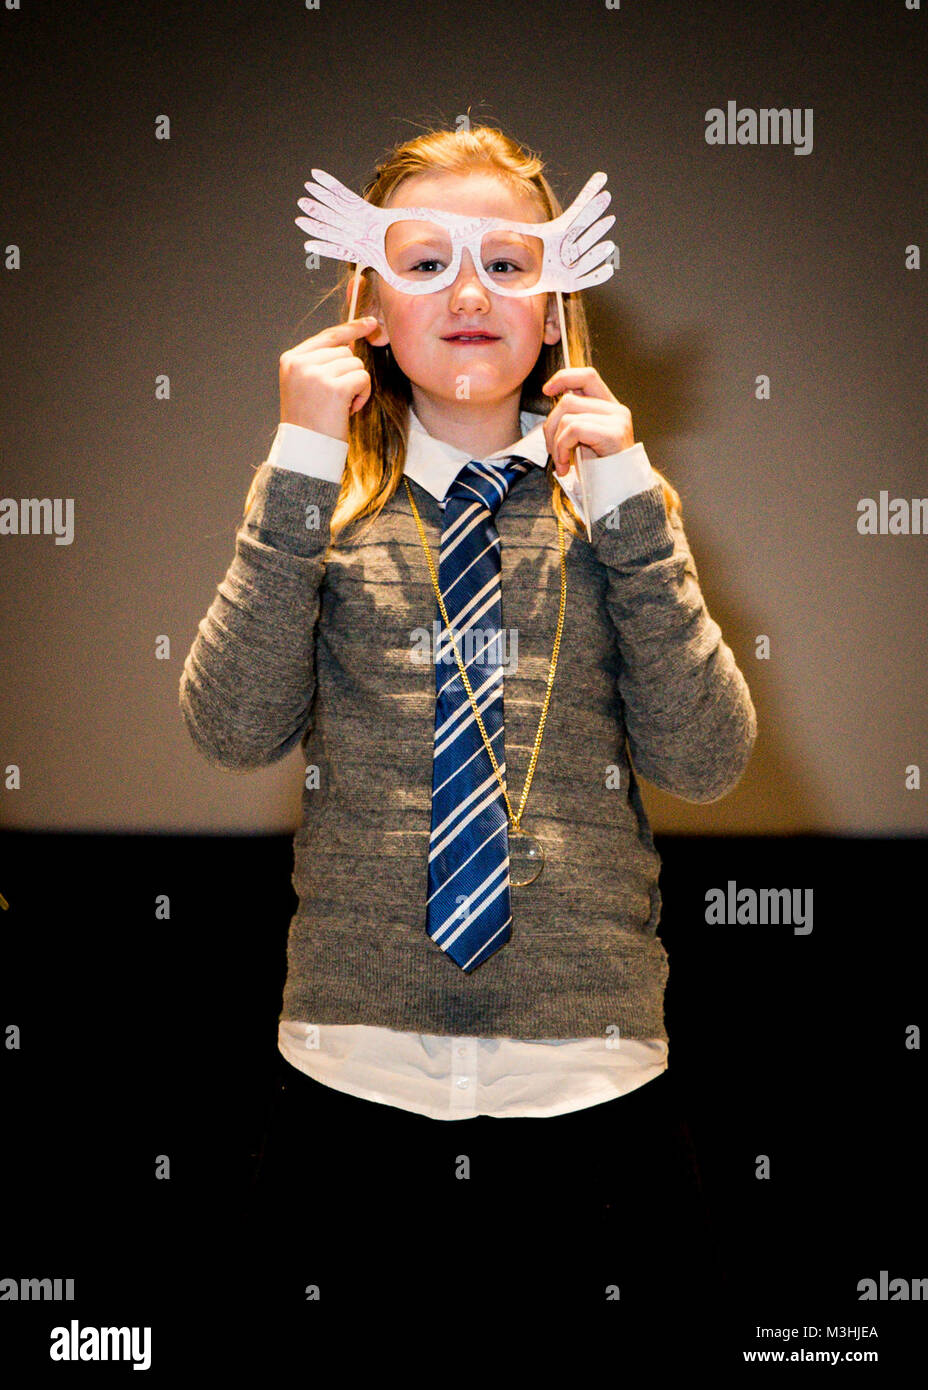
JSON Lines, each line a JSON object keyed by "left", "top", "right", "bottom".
{"left": 403, "top": 474, "right": 567, "bottom": 886}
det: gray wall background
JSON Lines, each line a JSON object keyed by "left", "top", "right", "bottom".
{"left": 1, "top": 0, "right": 925, "bottom": 834}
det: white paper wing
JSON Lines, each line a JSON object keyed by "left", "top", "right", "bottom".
{"left": 294, "top": 167, "right": 380, "bottom": 267}
{"left": 548, "top": 172, "right": 617, "bottom": 292}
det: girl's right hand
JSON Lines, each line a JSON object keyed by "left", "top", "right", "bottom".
{"left": 279, "top": 316, "right": 379, "bottom": 440}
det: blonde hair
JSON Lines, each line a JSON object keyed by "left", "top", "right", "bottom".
{"left": 247, "top": 123, "right": 682, "bottom": 548}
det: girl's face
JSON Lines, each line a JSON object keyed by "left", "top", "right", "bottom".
{"left": 363, "top": 170, "right": 562, "bottom": 415}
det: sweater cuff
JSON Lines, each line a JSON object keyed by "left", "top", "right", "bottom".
{"left": 243, "top": 461, "right": 342, "bottom": 558}
{"left": 589, "top": 481, "right": 676, "bottom": 566}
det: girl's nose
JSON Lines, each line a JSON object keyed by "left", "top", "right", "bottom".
{"left": 448, "top": 249, "right": 490, "bottom": 305}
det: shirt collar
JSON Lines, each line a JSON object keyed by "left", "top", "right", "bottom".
{"left": 403, "top": 405, "right": 550, "bottom": 502}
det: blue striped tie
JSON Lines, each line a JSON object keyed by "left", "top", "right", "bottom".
{"left": 425, "top": 455, "right": 533, "bottom": 972}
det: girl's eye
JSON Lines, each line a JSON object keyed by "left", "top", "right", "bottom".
{"left": 405, "top": 256, "right": 527, "bottom": 277}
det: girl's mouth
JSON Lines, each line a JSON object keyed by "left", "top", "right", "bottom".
{"left": 442, "top": 333, "right": 500, "bottom": 343}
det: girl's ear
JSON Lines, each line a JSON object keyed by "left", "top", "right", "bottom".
{"left": 543, "top": 292, "right": 562, "bottom": 345}
{"left": 355, "top": 273, "right": 390, "bottom": 347}
{"left": 355, "top": 272, "right": 388, "bottom": 346}
{"left": 364, "top": 314, "right": 390, "bottom": 349}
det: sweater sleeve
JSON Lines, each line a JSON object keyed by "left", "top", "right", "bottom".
{"left": 589, "top": 481, "right": 757, "bottom": 804}
{"left": 178, "top": 462, "right": 341, "bottom": 771}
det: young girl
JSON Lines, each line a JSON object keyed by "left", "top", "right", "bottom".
{"left": 180, "top": 124, "right": 756, "bottom": 1303}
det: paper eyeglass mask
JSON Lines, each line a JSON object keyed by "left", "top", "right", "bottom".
{"left": 295, "top": 167, "right": 616, "bottom": 298}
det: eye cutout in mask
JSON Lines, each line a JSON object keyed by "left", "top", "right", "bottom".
{"left": 295, "top": 167, "right": 617, "bottom": 298}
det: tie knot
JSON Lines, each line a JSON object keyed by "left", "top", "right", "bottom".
{"left": 442, "top": 456, "right": 533, "bottom": 518}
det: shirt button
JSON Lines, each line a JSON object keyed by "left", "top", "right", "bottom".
{"left": 457, "top": 1046, "right": 466, "bottom": 1057}
{"left": 456, "top": 1077, "right": 470, "bottom": 1089}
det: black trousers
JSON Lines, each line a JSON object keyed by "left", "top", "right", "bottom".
{"left": 239, "top": 1049, "right": 729, "bottom": 1311}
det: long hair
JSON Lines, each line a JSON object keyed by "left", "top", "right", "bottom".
{"left": 247, "top": 123, "right": 682, "bottom": 549}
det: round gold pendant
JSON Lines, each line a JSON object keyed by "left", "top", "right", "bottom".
{"left": 508, "top": 824, "right": 544, "bottom": 887}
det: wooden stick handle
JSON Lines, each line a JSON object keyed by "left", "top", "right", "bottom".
{"left": 348, "top": 265, "right": 362, "bottom": 322}
{"left": 554, "top": 290, "right": 593, "bottom": 541}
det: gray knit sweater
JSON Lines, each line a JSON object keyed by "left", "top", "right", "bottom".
{"left": 179, "top": 458, "right": 756, "bottom": 1039}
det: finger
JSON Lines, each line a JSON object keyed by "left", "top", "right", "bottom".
{"left": 542, "top": 392, "right": 620, "bottom": 455}
{"left": 553, "top": 441, "right": 598, "bottom": 475}
{"left": 554, "top": 415, "right": 626, "bottom": 466}
{"left": 546, "top": 391, "right": 620, "bottom": 425}
{"left": 349, "top": 378, "right": 373, "bottom": 414}
{"left": 331, "top": 358, "right": 372, "bottom": 386}
{"left": 342, "top": 367, "right": 373, "bottom": 414}
{"left": 293, "top": 345, "right": 360, "bottom": 367}
{"left": 289, "top": 317, "right": 379, "bottom": 353}
{"left": 542, "top": 366, "right": 612, "bottom": 400}
{"left": 552, "top": 415, "right": 625, "bottom": 468}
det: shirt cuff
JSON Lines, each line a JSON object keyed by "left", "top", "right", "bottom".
{"left": 265, "top": 421, "right": 349, "bottom": 484}
{"left": 556, "top": 441, "right": 659, "bottom": 524}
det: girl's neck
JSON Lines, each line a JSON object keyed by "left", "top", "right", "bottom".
{"left": 409, "top": 389, "right": 524, "bottom": 460}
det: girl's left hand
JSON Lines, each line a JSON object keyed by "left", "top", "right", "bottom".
{"left": 541, "top": 367, "right": 635, "bottom": 475}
